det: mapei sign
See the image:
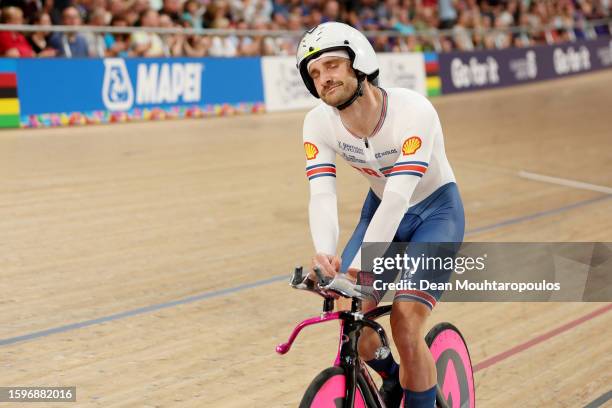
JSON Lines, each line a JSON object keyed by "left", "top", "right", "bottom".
{"left": 102, "top": 59, "right": 203, "bottom": 110}
{"left": 16, "top": 57, "right": 264, "bottom": 116}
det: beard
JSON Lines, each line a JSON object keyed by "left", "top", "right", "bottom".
{"left": 320, "top": 78, "right": 358, "bottom": 107}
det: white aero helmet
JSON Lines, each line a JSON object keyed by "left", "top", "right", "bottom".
{"left": 296, "top": 22, "right": 379, "bottom": 104}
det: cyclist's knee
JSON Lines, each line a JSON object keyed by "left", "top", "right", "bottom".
{"left": 390, "top": 301, "right": 430, "bottom": 357}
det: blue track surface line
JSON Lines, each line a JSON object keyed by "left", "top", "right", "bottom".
{"left": 0, "top": 275, "right": 287, "bottom": 346}
{"left": 466, "top": 194, "right": 612, "bottom": 236}
{"left": 1, "top": 193, "right": 610, "bottom": 347}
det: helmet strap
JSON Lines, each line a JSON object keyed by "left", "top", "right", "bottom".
{"left": 336, "top": 72, "right": 365, "bottom": 111}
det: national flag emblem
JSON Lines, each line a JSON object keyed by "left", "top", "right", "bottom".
{"left": 402, "top": 136, "right": 422, "bottom": 155}
{"left": 304, "top": 142, "right": 319, "bottom": 160}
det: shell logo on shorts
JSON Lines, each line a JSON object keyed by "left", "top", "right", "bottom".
{"left": 304, "top": 142, "right": 319, "bottom": 160}
{"left": 402, "top": 136, "right": 422, "bottom": 156}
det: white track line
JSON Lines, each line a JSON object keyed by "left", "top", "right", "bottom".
{"left": 518, "top": 170, "right": 612, "bottom": 195}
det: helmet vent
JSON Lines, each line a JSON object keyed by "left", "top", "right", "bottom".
{"left": 344, "top": 40, "right": 349, "bottom": 44}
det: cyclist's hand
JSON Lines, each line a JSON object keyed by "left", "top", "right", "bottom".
{"left": 310, "top": 253, "right": 341, "bottom": 281}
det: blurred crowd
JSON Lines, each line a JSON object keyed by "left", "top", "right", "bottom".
{"left": 0, "top": 0, "right": 610, "bottom": 57}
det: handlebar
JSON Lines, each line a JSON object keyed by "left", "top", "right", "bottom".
{"left": 282, "top": 266, "right": 391, "bottom": 361}
{"left": 289, "top": 266, "right": 373, "bottom": 301}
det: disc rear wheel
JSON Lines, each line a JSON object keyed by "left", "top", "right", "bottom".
{"left": 426, "top": 322, "right": 476, "bottom": 408}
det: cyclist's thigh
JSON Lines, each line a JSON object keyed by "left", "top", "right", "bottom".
{"left": 394, "top": 184, "right": 465, "bottom": 309}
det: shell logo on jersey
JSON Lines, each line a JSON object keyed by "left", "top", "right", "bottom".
{"left": 402, "top": 136, "right": 422, "bottom": 156}
{"left": 304, "top": 142, "right": 319, "bottom": 160}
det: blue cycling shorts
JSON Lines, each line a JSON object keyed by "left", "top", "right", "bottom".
{"left": 341, "top": 182, "right": 465, "bottom": 309}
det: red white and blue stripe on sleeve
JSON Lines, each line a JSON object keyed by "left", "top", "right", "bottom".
{"left": 379, "top": 161, "right": 428, "bottom": 178}
{"left": 306, "top": 163, "right": 336, "bottom": 180}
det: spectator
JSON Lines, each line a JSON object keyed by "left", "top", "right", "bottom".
{"left": 83, "top": 7, "right": 108, "bottom": 57}
{"left": 391, "top": 6, "right": 416, "bottom": 35}
{"left": 0, "top": 6, "right": 35, "bottom": 57}
{"left": 453, "top": 11, "right": 474, "bottom": 50}
{"left": 243, "top": 0, "right": 273, "bottom": 25}
{"left": 204, "top": 0, "right": 231, "bottom": 28}
{"left": 27, "top": 11, "right": 57, "bottom": 56}
{"left": 104, "top": 15, "right": 131, "bottom": 57}
{"left": 108, "top": 0, "right": 128, "bottom": 19}
{"left": 183, "top": 32, "right": 210, "bottom": 57}
{"left": 159, "top": 13, "right": 182, "bottom": 55}
{"left": 161, "top": 0, "right": 182, "bottom": 23}
{"left": 376, "top": 0, "right": 398, "bottom": 29}
{"left": 182, "top": 0, "right": 204, "bottom": 29}
{"left": 132, "top": 0, "right": 151, "bottom": 15}
{"left": 439, "top": 0, "right": 458, "bottom": 29}
{"left": 130, "top": 9, "right": 165, "bottom": 56}
{"left": 272, "top": 0, "right": 290, "bottom": 19}
{"left": 4, "top": 0, "right": 45, "bottom": 22}
{"left": 48, "top": 6, "right": 90, "bottom": 57}
{"left": 208, "top": 16, "right": 239, "bottom": 56}
{"left": 322, "top": 0, "right": 340, "bottom": 23}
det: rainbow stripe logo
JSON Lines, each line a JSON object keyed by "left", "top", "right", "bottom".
{"left": 0, "top": 60, "right": 20, "bottom": 128}
{"left": 424, "top": 53, "right": 441, "bottom": 97}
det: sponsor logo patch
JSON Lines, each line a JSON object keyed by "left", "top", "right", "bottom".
{"left": 375, "top": 148, "right": 398, "bottom": 159}
{"left": 341, "top": 152, "right": 366, "bottom": 164}
{"left": 304, "top": 142, "right": 319, "bottom": 160}
{"left": 402, "top": 137, "right": 422, "bottom": 155}
{"left": 337, "top": 141, "right": 364, "bottom": 155}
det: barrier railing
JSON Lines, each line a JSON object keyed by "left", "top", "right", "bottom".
{"left": 0, "top": 18, "right": 610, "bottom": 55}
{"left": 1, "top": 34, "right": 610, "bottom": 129}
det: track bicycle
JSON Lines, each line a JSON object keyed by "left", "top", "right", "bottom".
{"left": 276, "top": 267, "right": 476, "bottom": 408}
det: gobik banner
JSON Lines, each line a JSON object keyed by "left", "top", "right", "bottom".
{"left": 438, "top": 37, "right": 612, "bottom": 93}
{"left": 261, "top": 52, "right": 427, "bottom": 112}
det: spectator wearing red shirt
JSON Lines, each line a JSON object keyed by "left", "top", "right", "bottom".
{"left": 0, "top": 6, "right": 34, "bottom": 57}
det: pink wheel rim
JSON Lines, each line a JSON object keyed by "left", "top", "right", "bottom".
{"left": 429, "top": 328, "right": 475, "bottom": 408}
{"left": 310, "top": 374, "right": 366, "bottom": 407}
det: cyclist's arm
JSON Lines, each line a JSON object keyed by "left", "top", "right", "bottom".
{"left": 348, "top": 100, "right": 440, "bottom": 270}
{"left": 303, "top": 111, "right": 339, "bottom": 256}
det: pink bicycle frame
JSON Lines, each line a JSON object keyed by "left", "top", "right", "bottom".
{"left": 276, "top": 311, "right": 346, "bottom": 366}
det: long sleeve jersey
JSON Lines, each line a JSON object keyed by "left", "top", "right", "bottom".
{"left": 303, "top": 87, "right": 456, "bottom": 270}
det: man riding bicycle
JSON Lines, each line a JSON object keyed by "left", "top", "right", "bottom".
{"left": 297, "top": 22, "right": 465, "bottom": 408}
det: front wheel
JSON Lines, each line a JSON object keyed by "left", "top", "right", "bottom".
{"left": 426, "top": 322, "right": 476, "bottom": 408}
{"left": 299, "top": 366, "right": 372, "bottom": 408}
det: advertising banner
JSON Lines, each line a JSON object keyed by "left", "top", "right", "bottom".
{"left": 377, "top": 52, "right": 427, "bottom": 96}
{"left": 14, "top": 57, "right": 265, "bottom": 127}
{"left": 261, "top": 56, "right": 318, "bottom": 112}
{"left": 438, "top": 37, "right": 612, "bottom": 94}
{"left": 262, "top": 52, "right": 427, "bottom": 112}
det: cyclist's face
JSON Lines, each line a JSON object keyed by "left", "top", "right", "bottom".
{"left": 308, "top": 57, "right": 357, "bottom": 107}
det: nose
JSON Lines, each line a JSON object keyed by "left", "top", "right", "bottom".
{"left": 320, "top": 71, "right": 334, "bottom": 87}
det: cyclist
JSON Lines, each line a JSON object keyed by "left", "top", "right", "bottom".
{"left": 297, "top": 22, "right": 465, "bottom": 408}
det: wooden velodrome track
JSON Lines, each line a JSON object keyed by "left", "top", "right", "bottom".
{"left": 1, "top": 70, "right": 611, "bottom": 408}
